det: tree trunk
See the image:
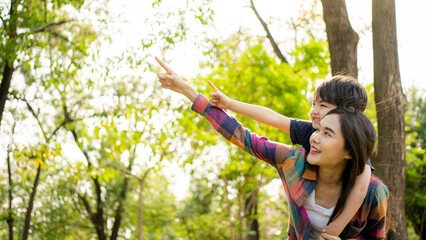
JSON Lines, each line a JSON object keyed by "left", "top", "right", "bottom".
{"left": 22, "top": 165, "right": 42, "bottom": 240}
{"left": 138, "top": 179, "right": 144, "bottom": 240}
{"left": 244, "top": 189, "right": 259, "bottom": 240}
{"left": 372, "top": 0, "right": 408, "bottom": 239}
{"left": 0, "top": 0, "right": 18, "bottom": 127}
{"left": 321, "top": 0, "right": 359, "bottom": 78}
{"left": 238, "top": 190, "right": 243, "bottom": 240}
{"left": 71, "top": 129, "right": 107, "bottom": 240}
{"left": 6, "top": 121, "right": 16, "bottom": 240}
{"left": 93, "top": 177, "right": 107, "bottom": 240}
{"left": 0, "top": 65, "right": 14, "bottom": 126}
{"left": 110, "top": 176, "right": 131, "bottom": 240}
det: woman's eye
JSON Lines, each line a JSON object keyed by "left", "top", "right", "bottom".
{"left": 324, "top": 132, "right": 330, "bottom": 136}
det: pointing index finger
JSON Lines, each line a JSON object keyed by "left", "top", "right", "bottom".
{"left": 208, "top": 80, "right": 219, "bottom": 92}
{"left": 155, "top": 56, "right": 174, "bottom": 74}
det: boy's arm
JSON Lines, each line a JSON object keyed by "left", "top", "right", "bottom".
{"left": 208, "top": 81, "right": 291, "bottom": 133}
{"left": 324, "top": 165, "right": 372, "bottom": 236}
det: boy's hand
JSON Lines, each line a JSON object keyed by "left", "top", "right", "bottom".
{"left": 319, "top": 230, "right": 341, "bottom": 240}
{"left": 208, "top": 81, "right": 232, "bottom": 109}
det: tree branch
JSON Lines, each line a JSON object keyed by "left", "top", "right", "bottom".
{"left": 30, "top": 19, "right": 76, "bottom": 34}
{"left": 0, "top": 14, "right": 5, "bottom": 25}
{"left": 50, "top": 30, "right": 72, "bottom": 42}
{"left": 250, "top": 0, "right": 288, "bottom": 63}
{"left": 78, "top": 193, "right": 94, "bottom": 220}
{"left": 12, "top": 95, "right": 48, "bottom": 139}
{"left": 48, "top": 104, "right": 74, "bottom": 140}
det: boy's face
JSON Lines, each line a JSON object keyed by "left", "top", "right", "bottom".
{"left": 309, "top": 97, "right": 338, "bottom": 129}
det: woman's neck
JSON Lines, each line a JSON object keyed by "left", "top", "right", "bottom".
{"left": 317, "top": 164, "right": 345, "bottom": 186}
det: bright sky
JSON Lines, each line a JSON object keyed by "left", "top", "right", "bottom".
{"left": 105, "top": 0, "right": 426, "bottom": 200}
{"left": 104, "top": 0, "right": 426, "bottom": 89}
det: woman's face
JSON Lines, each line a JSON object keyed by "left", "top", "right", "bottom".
{"left": 309, "top": 97, "right": 337, "bottom": 129}
{"left": 307, "top": 114, "right": 351, "bottom": 167}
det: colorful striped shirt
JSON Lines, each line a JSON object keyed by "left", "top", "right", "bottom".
{"left": 191, "top": 94, "right": 389, "bottom": 240}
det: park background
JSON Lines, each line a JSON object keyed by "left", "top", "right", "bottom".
{"left": 0, "top": 0, "right": 424, "bottom": 239}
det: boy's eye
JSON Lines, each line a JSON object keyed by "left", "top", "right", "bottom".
{"left": 321, "top": 104, "right": 327, "bottom": 108}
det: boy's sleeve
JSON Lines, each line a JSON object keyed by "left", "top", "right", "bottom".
{"left": 191, "top": 94, "right": 293, "bottom": 167}
{"left": 289, "top": 119, "right": 315, "bottom": 151}
{"left": 366, "top": 159, "right": 375, "bottom": 172}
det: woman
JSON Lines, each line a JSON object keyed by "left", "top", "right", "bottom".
{"left": 155, "top": 57, "right": 390, "bottom": 239}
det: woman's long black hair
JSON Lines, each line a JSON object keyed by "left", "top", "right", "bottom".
{"left": 325, "top": 108, "right": 377, "bottom": 223}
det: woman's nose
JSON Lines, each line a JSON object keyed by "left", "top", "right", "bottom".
{"left": 310, "top": 131, "right": 319, "bottom": 144}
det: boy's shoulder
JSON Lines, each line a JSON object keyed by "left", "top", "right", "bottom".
{"left": 290, "top": 118, "right": 314, "bottom": 133}
{"left": 290, "top": 119, "right": 315, "bottom": 150}
{"left": 291, "top": 118, "right": 312, "bottom": 125}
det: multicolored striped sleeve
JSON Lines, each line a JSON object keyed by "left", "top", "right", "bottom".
{"left": 362, "top": 180, "right": 389, "bottom": 239}
{"left": 191, "top": 94, "right": 293, "bottom": 167}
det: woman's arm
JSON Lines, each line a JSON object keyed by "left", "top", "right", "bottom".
{"left": 208, "top": 81, "right": 291, "bottom": 133}
{"left": 155, "top": 57, "right": 292, "bottom": 167}
{"left": 324, "top": 165, "right": 372, "bottom": 235}
{"left": 155, "top": 57, "right": 199, "bottom": 102}
{"left": 192, "top": 94, "right": 292, "bottom": 166}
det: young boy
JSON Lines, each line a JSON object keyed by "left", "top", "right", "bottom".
{"left": 208, "top": 76, "right": 373, "bottom": 237}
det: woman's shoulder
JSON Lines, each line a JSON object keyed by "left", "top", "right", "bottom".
{"left": 286, "top": 147, "right": 308, "bottom": 164}
{"left": 365, "top": 176, "right": 389, "bottom": 205}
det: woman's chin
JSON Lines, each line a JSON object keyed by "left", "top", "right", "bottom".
{"left": 307, "top": 155, "right": 316, "bottom": 165}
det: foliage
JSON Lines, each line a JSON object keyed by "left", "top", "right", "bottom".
{"left": 404, "top": 87, "right": 426, "bottom": 239}
{"left": 177, "top": 175, "right": 229, "bottom": 239}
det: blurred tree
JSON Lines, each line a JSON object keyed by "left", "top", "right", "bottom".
{"left": 0, "top": 0, "right": 101, "bottom": 126}
{"left": 62, "top": 74, "right": 175, "bottom": 240}
{"left": 1, "top": 0, "right": 216, "bottom": 239}
{"left": 404, "top": 87, "right": 425, "bottom": 239}
{"left": 0, "top": 1, "right": 103, "bottom": 239}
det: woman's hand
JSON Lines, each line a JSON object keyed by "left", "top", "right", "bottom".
{"left": 155, "top": 57, "right": 187, "bottom": 93}
{"left": 318, "top": 230, "right": 341, "bottom": 240}
{"left": 208, "top": 81, "right": 232, "bottom": 109}
{"left": 155, "top": 57, "right": 198, "bottom": 102}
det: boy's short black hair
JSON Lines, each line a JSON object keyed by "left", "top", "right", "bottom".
{"left": 314, "top": 75, "right": 368, "bottom": 112}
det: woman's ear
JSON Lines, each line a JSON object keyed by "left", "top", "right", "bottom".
{"left": 344, "top": 152, "right": 352, "bottom": 160}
